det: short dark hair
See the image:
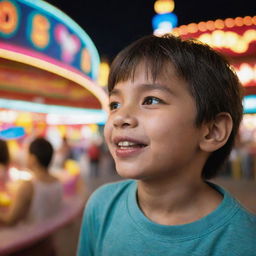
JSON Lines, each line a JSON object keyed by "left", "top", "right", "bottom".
{"left": 29, "top": 137, "right": 54, "bottom": 168}
{"left": 108, "top": 34, "right": 243, "bottom": 180}
{"left": 0, "top": 139, "right": 10, "bottom": 166}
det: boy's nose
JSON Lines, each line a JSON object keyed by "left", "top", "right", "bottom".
{"left": 113, "top": 112, "right": 138, "bottom": 129}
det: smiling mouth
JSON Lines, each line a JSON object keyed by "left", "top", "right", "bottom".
{"left": 117, "top": 141, "right": 147, "bottom": 149}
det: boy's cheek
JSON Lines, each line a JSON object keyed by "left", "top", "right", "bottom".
{"left": 103, "top": 122, "right": 111, "bottom": 146}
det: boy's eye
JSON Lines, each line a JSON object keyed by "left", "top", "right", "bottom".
{"left": 109, "top": 101, "right": 121, "bottom": 110}
{"left": 143, "top": 96, "right": 163, "bottom": 105}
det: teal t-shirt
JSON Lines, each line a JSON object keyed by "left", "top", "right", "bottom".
{"left": 77, "top": 180, "right": 256, "bottom": 256}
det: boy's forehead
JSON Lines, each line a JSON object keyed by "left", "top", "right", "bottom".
{"left": 109, "top": 59, "right": 187, "bottom": 94}
{"left": 131, "top": 61, "right": 178, "bottom": 82}
{"left": 112, "top": 62, "right": 188, "bottom": 95}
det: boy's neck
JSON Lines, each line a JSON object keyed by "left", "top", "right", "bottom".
{"left": 137, "top": 177, "right": 222, "bottom": 226}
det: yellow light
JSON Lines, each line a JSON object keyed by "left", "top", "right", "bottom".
{"left": 232, "top": 41, "right": 248, "bottom": 53}
{"left": 187, "top": 23, "right": 198, "bottom": 33}
{"left": 243, "top": 16, "right": 252, "bottom": 26}
{"left": 225, "top": 31, "right": 239, "bottom": 48}
{"left": 0, "top": 1, "right": 18, "bottom": 35}
{"left": 0, "top": 192, "right": 11, "bottom": 206}
{"left": 89, "top": 124, "right": 99, "bottom": 133}
{"left": 179, "top": 25, "right": 188, "bottom": 35}
{"left": 211, "top": 30, "right": 225, "bottom": 47}
{"left": 98, "top": 61, "right": 110, "bottom": 87}
{"left": 224, "top": 18, "right": 235, "bottom": 28}
{"left": 65, "top": 159, "right": 80, "bottom": 175}
{"left": 197, "top": 29, "right": 254, "bottom": 54}
{"left": 57, "top": 125, "right": 67, "bottom": 137}
{"left": 243, "top": 29, "right": 256, "bottom": 42}
{"left": 235, "top": 17, "right": 243, "bottom": 26}
{"left": 206, "top": 20, "right": 215, "bottom": 31}
{"left": 171, "top": 28, "right": 179, "bottom": 36}
{"left": 15, "top": 112, "right": 32, "bottom": 133}
{"left": 198, "top": 22, "right": 207, "bottom": 32}
{"left": 198, "top": 33, "right": 212, "bottom": 45}
{"left": 252, "top": 16, "right": 256, "bottom": 25}
{"left": 214, "top": 19, "right": 224, "bottom": 29}
{"left": 236, "top": 63, "right": 256, "bottom": 84}
{"left": 154, "top": 0, "right": 175, "bottom": 14}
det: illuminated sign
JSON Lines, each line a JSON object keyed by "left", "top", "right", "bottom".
{"left": 0, "top": 0, "right": 99, "bottom": 80}
{"left": 0, "top": 0, "right": 19, "bottom": 37}
{"left": 173, "top": 16, "right": 256, "bottom": 57}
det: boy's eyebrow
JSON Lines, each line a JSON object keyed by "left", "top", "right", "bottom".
{"left": 139, "top": 83, "right": 174, "bottom": 95}
{"left": 109, "top": 88, "right": 121, "bottom": 96}
{"left": 109, "top": 83, "right": 174, "bottom": 96}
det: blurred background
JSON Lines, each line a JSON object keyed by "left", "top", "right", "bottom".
{"left": 0, "top": 0, "right": 255, "bottom": 255}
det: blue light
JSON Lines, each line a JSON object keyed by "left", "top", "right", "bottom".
{"left": 0, "top": 98, "right": 98, "bottom": 114}
{"left": 0, "top": 127, "right": 25, "bottom": 140}
{"left": 243, "top": 95, "right": 256, "bottom": 114}
{"left": 152, "top": 13, "right": 178, "bottom": 30}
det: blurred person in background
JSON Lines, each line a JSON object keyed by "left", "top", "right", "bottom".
{"left": 52, "top": 136, "right": 74, "bottom": 170}
{"left": 0, "top": 139, "right": 10, "bottom": 190}
{"left": 87, "top": 140, "right": 101, "bottom": 178}
{"left": 0, "top": 137, "right": 63, "bottom": 225}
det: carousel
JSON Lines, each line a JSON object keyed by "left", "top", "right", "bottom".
{"left": 0, "top": 0, "right": 107, "bottom": 254}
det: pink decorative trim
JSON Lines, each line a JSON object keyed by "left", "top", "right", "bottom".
{"left": 0, "top": 42, "right": 93, "bottom": 82}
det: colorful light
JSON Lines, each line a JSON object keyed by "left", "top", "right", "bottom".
{"left": 152, "top": 0, "right": 177, "bottom": 36}
{"left": 152, "top": 13, "right": 177, "bottom": 33}
{"left": 196, "top": 29, "right": 256, "bottom": 54}
{"left": 243, "top": 95, "right": 256, "bottom": 114}
{"left": 236, "top": 63, "right": 256, "bottom": 85}
{"left": 98, "top": 61, "right": 110, "bottom": 87}
{"left": 0, "top": 98, "right": 107, "bottom": 124}
{"left": 154, "top": 0, "right": 175, "bottom": 14}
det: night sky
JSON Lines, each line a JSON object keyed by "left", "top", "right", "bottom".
{"left": 46, "top": 0, "right": 255, "bottom": 61}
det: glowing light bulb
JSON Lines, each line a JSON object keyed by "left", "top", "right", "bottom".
{"left": 214, "top": 19, "right": 224, "bottom": 29}
{"left": 236, "top": 63, "right": 255, "bottom": 84}
{"left": 154, "top": 0, "right": 175, "bottom": 14}
{"left": 198, "top": 22, "right": 207, "bottom": 32}
{"left": 225, "top": 18, "right": 235, "bottom": 28}
{"left": 98, "top": 61, "right": 110, "bottom": 87}
{"left": 235, "top": 17, "right": 243, "bottom": 26}
{"left": 206, "top": 20, "right": 215, "bottom": 31}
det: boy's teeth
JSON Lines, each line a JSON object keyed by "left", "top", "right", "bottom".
{"left": 118, "top": 141, "right": 137, "bottom": 147}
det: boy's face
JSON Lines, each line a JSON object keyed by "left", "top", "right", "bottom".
{"left": 104, "top": 63, "right": 206, "bottom": 182}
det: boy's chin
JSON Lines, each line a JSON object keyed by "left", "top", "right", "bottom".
{"left": 115, "top": 167, "right": 147, "bottom": 180}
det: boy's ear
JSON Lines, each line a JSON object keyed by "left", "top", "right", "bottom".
{"left": 199, "top": 112, "right": 233, "bottom": 152}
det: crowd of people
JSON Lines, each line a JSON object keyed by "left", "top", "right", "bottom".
{"left": 0, "top": 134, "right": 115, "bottom": 226}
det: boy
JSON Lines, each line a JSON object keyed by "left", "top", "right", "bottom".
{"left": 77, "top": 34, "right": 256, "bottom": 255}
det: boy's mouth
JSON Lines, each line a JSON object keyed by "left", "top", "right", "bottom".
{"left": 113, "top": 137, "right": 148, "bottom": 149}
{"left": 117, "top": 141, "right": 147, "bottom": 149}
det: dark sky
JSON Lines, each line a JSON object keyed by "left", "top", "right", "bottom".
{"left": 46, "top": 0, "right": 255, "bottom": 61}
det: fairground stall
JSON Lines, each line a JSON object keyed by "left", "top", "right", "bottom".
{"left": 172, "top": 16, "right": 256, "bottom": 179}
{"left": 0, "top": 0, "right": 108, "bottom": 254}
